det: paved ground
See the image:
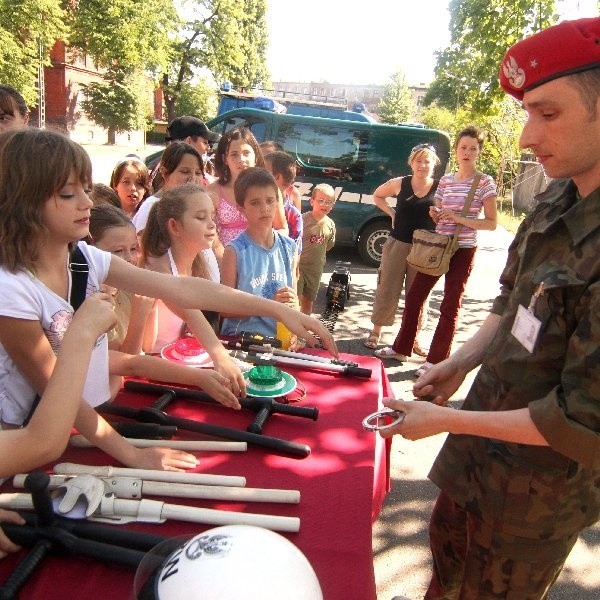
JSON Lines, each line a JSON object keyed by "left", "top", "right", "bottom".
{"left": 85, "top": 142, "right": 599, "bottom": 600}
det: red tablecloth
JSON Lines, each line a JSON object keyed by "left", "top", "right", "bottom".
{"left": 0, "top": 351, "right": 390, "bottom": 599}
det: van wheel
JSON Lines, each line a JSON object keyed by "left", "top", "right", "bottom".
{"left": 358, "top": 221, "right": 390, "bottom": 267}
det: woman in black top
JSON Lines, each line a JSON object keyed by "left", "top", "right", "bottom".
{"left": 364, "top": 144, "right": 439, "bottom": 353}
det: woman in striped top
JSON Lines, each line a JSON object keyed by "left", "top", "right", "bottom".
{"left": 377, "top": 126, "right": 497, "bottom": 376}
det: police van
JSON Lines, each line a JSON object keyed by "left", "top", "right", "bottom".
{"left": 206, "top": 108, "right": 450, "bottom": 266}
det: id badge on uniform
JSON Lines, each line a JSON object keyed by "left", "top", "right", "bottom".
{"left": 511, "top": 282, "right": 544, "bottom": 353}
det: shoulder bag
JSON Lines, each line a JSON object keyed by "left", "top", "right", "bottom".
{"left": 406, "top": 172, "right": 482, "bottom": 277}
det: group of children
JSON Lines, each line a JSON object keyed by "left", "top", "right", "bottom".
{"left": 0, "top": 83, "right": 340, "bottom": 559}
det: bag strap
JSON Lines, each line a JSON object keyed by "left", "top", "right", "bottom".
{"left": 451, "top": 171, "right": 482, "bottom": 242}
{"left": 69, "top": 245, "right": 90, "bottom": 311}
{"left": 23, "top": 246, "right": 90, "bottom": 427}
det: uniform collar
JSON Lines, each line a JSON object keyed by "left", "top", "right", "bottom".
{"left": 536, "top": 179, "right": 600, "bottom": 246}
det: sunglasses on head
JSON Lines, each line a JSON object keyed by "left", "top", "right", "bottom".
{"left": 412, "top": 143, "right": 436, "bottom": 153}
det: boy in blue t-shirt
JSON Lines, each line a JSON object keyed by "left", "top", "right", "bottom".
{"left": 220, "top": 167, "right": 298, "bottom": 338}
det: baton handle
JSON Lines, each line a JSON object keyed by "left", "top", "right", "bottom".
{"left": 0, "top": 538, "right": 53, "bottom": 600}
{"left": 345, "top": 366, "right": 372, "bottom": 379}
{"left": 25, "top": 471, "right": 54, "bottom": 527}
{"left": 152, "top": 391, "right": 176, "bottom": 412}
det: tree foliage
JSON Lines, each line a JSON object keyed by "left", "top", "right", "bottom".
{"left": 0, "top": 0, "right": 67, "bottom": 105}
{"left": 68, "top": 0, "right": 179, "bottom": 74}
{"left": 421, "top": 97, "right": 526, "bottom": 195}
{"left": 162, "top": 0, "right": 269, "bottom": 122}
{"left": 376, "top": 70, "right": 417, "bottom": 125}
{"left": 80, "top": 68, "right": 149, "bottom": 144}
{"left": 174, "top": 79, "right": 219, "bottom": 122}
{"left": 425, "top": 0, "right": 558, "bottom": 112}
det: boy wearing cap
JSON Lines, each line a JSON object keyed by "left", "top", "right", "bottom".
{"left": 380, "top": 18, "right": 600, "bottom": 599}
{"left": 148, "top": 116, "right": 221, "bottom": 185}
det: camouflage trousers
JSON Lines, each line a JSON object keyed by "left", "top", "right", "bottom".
{"left": 424, "top": 491, "right": 578, "bottom": 600}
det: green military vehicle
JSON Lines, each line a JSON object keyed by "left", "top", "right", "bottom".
{"left": 206, "top": 108, "right": 450, "bottom": 266}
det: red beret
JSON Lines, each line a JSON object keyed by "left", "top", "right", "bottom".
{"left": 499, "top": 17, "right": 600, "bottom": 100}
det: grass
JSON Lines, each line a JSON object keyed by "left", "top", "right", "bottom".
{"left": 497, "top": 205, "right": 526, "bottom": 234}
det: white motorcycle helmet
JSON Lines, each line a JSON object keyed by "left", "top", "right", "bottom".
{"left": 137, "top": 525, "right": 323, "bottom": 600}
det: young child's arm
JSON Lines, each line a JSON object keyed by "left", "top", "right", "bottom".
{"left": 107, "top": 254, "right": 338, "bottom": 356}
{"left": 0, "top": 316, "right": 199, "bottom": 472}
{"left": 273, "top": 188, "right": 289, "bottom": 237}
{"left": 119, "top": 293, "right": 155, "bottom": 355}
{"left": 108, "top": 351, "right": 241, "bottom": 409}
{"left": 218, "top": 245, "right": 244, "bottom": 319}
{"left": 0, "top": 294, "right": 116, "bottom": 476}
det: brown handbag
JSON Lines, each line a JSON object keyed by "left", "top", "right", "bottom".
{"left": 406, "top": 173, "right": 482, "bottom": 277}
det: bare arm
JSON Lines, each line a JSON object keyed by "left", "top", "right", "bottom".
{"left": 0, "top": 295, "right": 116, "bottom": 476}
{"left": 108, "top": 351, "right": 241, "bottom": 409}
{"left": 273, "top": 189, "right": 289, "bottom": 236}
{"left": 372, "top": 177, "right": 402, "bottom": 220}
{"left": 0, "top": 315, "right": 199, "bottom": 471}
{"left": 380, "top": 398, "right": 548, "bottom": 446}
{"left": 118, "top": 293, "right": 155, "bottom": 355}
{"left": 106, "top": 255, "right": 338, "bottom": 356}
{"left": 440, "top": 195, "right": 498, "bottom": 231}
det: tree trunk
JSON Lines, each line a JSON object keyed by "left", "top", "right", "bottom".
{"left": 107, "top": 125, "right": 117, "bottom": 145}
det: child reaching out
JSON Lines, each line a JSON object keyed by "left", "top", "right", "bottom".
{"left": 0, "top": 293, "right": 116, "bottom": 559}
{"left": 140, "top": 183, "right": 242, "bottom": 392}
{"left": 298, "top": 184, "right": 336, "bottom": 315}
{"left": 0, "top": 129, "right": 337, "bottom": 473}
{"left": 220, "top": 167, "right": 299, "bottom": 339}
{"left": 89, "top": 202, "right": 240, "bottom": 408}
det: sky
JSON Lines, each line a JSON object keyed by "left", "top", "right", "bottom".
{"left": 266, "top": 0, "right": 599, "bottom": 87}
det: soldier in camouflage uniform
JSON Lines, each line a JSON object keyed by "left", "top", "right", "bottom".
{"left": 380, "top": 18, "right": 600, "bottom": 600}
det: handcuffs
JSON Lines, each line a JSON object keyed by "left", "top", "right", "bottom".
{"left": 362, "top": 408, "right": 405, "bottom": 431}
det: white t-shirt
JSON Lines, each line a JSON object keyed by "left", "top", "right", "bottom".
{"left": 0, "top": 242, "right": 112, "bottom": 425}
{"left": 132, "top": 195, "right": 159, "bottom": 233}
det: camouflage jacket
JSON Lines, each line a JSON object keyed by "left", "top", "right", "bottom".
{"left": 429, "top": 179, "right": 600, "bottom": 546}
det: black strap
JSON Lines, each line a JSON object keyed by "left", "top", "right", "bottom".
{"left": 23, "top": 246, "right": 90, "bottom": 426}
{"left": 69, "top": 245, "right": 89, "bottom": 311}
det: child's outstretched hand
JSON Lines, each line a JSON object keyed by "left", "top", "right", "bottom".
{"left": 128, "top": 448, "right": 200, "bottom": 472}
{"left": 279, "top": 305, "right": 338, "bottom": 358}
{"left": 193, "top": 368, "right": 242, "bottom": 410}
{"left": 70, "top": 292, "right": 117, "bottom": 338}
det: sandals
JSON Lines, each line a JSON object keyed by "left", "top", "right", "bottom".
{"left": 363, "top": 332, "right": 381, "bottom": 349}
{"left": 415, "top": 362, "right": 434, "bottom": 378}
{"left": 412, "top": 342, "right": 428, "bottom": 357}
{"left": 374, "top": 347, "right": 408, "bottom": 361}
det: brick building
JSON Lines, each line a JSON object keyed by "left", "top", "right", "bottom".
{"left": 41, "top": 40, "right": 156, "bottom": 146}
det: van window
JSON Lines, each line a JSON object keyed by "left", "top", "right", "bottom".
{"left": 212, "top": 114, "right": 267, "bottom": 142}
{"left": 277, "top": 122, "right": 368, "bottom": 183}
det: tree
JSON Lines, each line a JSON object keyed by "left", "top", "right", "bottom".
{"left": 376, "top": 70, "right": 417, "bottom": 125}
{"left": 174, "top": 79, "right": 219, "bottom": 121}
{"left": 161, "top": 0, "right": 269, "bottom": 122}
{"left": 425, "top": 0, "right": 558, "bottom": 112}
{"left": 80, "top": 68, "right": 149, "bottom": 144}
{"left": 68, "top": 0, "right": 179, "bottom": 74}
{"left": 0, "top": 0, "right": 67, "bottom": 106}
